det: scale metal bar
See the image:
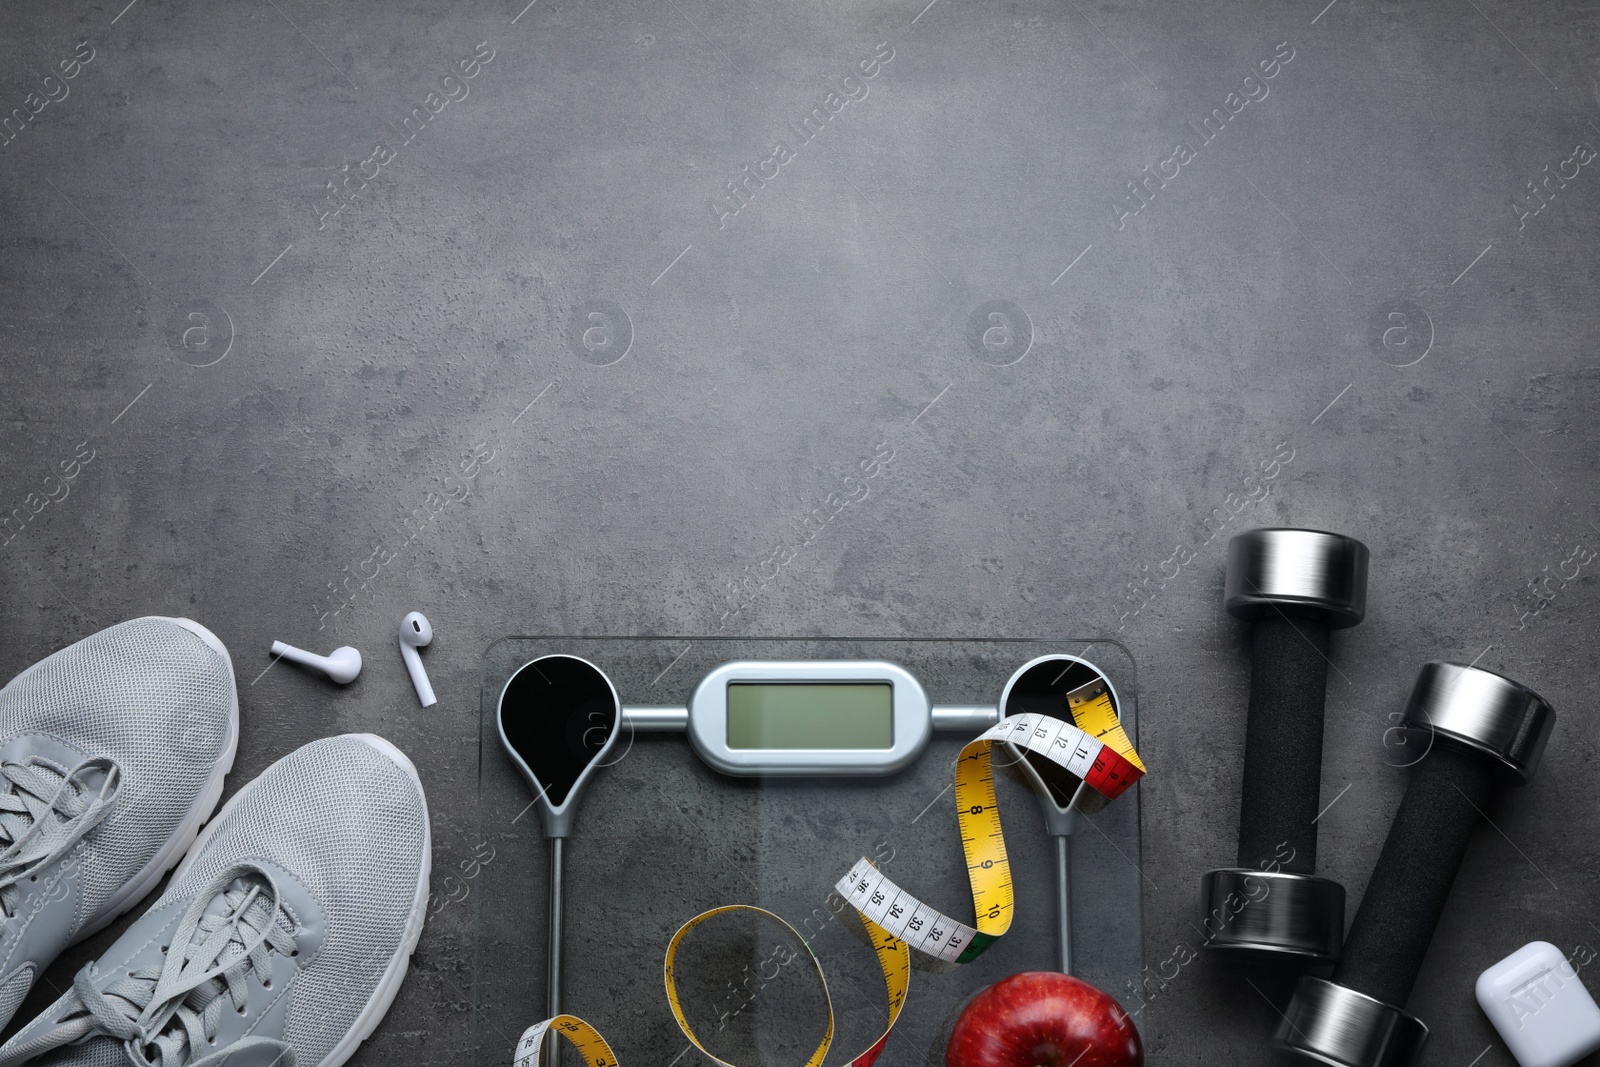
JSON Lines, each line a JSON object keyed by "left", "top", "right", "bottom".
{"left": 930, "top": 705, "right": 1001, "bottom": 731}
{"left": 1054, "top": 833, "right": 1073, "bottom": 975}
{"left": 620, "top": 704, "right": 1000, "bottom": 732}
{"left": 620, "top": 706, "right": 690, "bottom": 732}
{"left": 547, "top": 837, "right": 564, "bottom": 1018}
{"left": 544, "top": 836, "right": 564, "bottom": 1067}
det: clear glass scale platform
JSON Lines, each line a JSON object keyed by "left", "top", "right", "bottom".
{"left": 474, "top": 638, "right": 1144, "bottom": 1067}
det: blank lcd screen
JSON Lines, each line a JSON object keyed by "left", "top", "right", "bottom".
{"left": 725, "top": 683, "right": 893, "bottom": 750}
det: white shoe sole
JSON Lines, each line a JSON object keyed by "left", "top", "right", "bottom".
{"left": 171, "top": 732, "right": 433, "bottom": 1067}
{"left": 75, "top": 616, "right": 241, "bottom": 940}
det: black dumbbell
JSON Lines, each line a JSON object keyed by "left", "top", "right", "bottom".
{"left": 1200, "top": 528, "right": 1370, "bottom": 964}
{"left": 1277, "top": 662, "right": 1556, "bottom": 1065}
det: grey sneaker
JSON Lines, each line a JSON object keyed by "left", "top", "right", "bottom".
{"left": 0, "top": 618, "right": 238, "bottom": 1031}
{"left": 0, "top": 733, "right": 431, "bottom": 1067}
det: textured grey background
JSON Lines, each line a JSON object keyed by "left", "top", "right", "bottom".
{"left": 1, "top": 0, "right": 1597, "bottom": 1064}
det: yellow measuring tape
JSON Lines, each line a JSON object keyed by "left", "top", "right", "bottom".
{"left": 1068, "top": 678, "right": 1144, "bottom": 774}
{"left": 512, "top": 682, "right": 1144, "bottom": 1067}
{"left": 836, "top": 682, "right": 1142, "bottom": 964}
{"left": 665, "top": 906, "right": 908, "bottom": 1067}
{"left": 514, "top": 1016, "right": 620, "bottom": 1067}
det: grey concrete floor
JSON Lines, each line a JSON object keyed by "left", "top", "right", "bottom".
{"left": 2, "top": 0, "right": 1598, "bottom": 1064}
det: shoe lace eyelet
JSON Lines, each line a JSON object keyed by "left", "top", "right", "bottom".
{"left": 262, "top": 980, "right": 271, "bottom": 990}
{"left": 236, "top": 1005, "right": 247, "bottom": 1016}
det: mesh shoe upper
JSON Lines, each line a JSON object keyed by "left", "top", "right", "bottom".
{"left": 0, "top": 618, "right": 236, "bottom": 1032}
{"left": 0, "top": 734, "right": 430, "bottom": 1067}
{"left": 163, "top": 734, "right": 429, "bottom": 1062}
{"left": 0, "top": 618, "right": 235, "bottom": 930}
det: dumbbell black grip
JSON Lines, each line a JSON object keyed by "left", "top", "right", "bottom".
{"left": 1334, "top": 744, "right": 1497, "bottom": 1008}
{"left": 1202, "top": 529, "right": 1366, "bottom": 964}
{"left": 1276, "top": 663, "right": 1556, "bottom": 1067}
{"left": 1236, "top": 613, "right": 1330, "bottom": 874}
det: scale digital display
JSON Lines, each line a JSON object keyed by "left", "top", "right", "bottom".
{"left": 725, "top": 682, "right": 894, "bottom": 750}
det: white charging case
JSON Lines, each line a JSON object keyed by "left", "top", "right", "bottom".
{"left": 1477, "top": 941, "right": 1600, "bottom": 1067}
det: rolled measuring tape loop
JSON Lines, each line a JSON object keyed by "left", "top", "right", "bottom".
{"left": 667, "top": 905, "right": 909, "bottom": 1067}
{"left": 510, "top": 682, "right": 1145, "bottom": 1067}
{"left": 513, "top": 1015, "right": 619, "bottom": 1067}
{"left": 513, "top": 904, "right": 909, "bottom": 1067}
{"left": 836, "top": 690, "right": 1145, "bottom": 964}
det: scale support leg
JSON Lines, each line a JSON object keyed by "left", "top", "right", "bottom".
{"left": 545, "top": 837, "right": 565, "bottom": 1067}
{"left": 1054, "top": 833, "right": 1073, "bottom": 976}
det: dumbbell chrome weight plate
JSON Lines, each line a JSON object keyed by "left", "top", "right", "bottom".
{"left": 1398, "top": 661, "right": 1554, "bottom": 783}
{"left": 1203, "top": 528, "right": 1370, "bottom": 964}
{"left": 1223, "top": 527, "right": 1369, "bottom": 629}
{"left": 1277, "top": 978, "right": 1429, "bottom": 1067}
{"left": 1276, "top": 663, "right": 1557, "bottom": 1066}
{"left": 1200, "top": 870, "right": 1345, "bottom": 961}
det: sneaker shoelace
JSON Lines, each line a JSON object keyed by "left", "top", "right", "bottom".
{"left": 1, "top": 864, "right": 299, "bottom": 1067}
{"left": 0, "top": 756, "right": 121, "bottom": 922}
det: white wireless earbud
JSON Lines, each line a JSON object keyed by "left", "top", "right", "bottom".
{"left": 398, "top": 611, "right": 436, "bottom": 708}
{"left": 269, "top": 641, "right": 362, "bottom": 684}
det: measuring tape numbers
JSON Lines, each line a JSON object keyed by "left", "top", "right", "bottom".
{"left": 836, "top": 695, "right": 1144, "bottom": 964}
{"left": 511, "top": 687, "right": 1144, "bottom": 1067}
{"left": 1067, "top": 680, "right": 1145, "bottom": 775}
{"left": 513, "top": 1015, "right": 620, "bottom": 1067}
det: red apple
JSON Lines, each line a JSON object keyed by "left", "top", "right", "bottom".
{"left": 946, "top": 972, "right": 1143, "bottom": 1067}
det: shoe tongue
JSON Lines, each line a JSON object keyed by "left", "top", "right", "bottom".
{"left": 184, "top": 875, "right": 270, "bottom": 966}
{"left": 0, "top": 762, "right": 70, "bottom": 847}
{"left": 0, "top": 759, "right": 110, "bottom": 853}
{"left": 203, "top": 877, "right": 254, "bottom": 921}
{"left": 125, "top": 877, "right": 277, "bottom": 1052}
{"left": 187, "top": 872, "right": 297, "bottom": 990}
